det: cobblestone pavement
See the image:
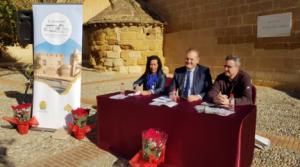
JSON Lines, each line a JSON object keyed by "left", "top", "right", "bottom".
{"left": 0, "top": 67, "right": 299, "bottom": 167}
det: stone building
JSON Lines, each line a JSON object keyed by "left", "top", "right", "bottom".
{"left": 147, "top": 0, "right": 300, "bottom": 89}
{"left": 70, "top": 49, "right": 82, "bottom": 76}
{"left": 35, "top": 49, "right": 82, "bottom": 80}
{"left": 36, "top": 53, "right": 64, "bottom": 76}
{"left": 85, "top": 0, "right": 168, "bottom": 74}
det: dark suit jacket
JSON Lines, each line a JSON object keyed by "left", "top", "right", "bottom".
{"left": 133, "top": 72, "right": 166, "bottom": 95}
{"left": 169, "top": 65, "right": 212, "bottom": 99}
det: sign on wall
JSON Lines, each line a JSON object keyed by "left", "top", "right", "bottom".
{"left": 32, "top": 4, "right": 82, "bottom": 129}
{"left": 257, "top": 12, "right": 292, "bottom": 38}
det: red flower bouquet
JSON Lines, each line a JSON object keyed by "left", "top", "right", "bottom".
{"left": 130, "top": 129, "right": 168, "bottom": 167}
{"left": 68, "top": 108, "right": 95, "bottom": 140}
{"left": 2, "top": 103, "right": 38, "bottom": 135}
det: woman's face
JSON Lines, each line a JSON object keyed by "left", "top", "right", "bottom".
{"left": 150, "top": 59, "right": 158, "bottom": 74}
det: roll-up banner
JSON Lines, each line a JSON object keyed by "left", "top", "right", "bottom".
{"left": 32, "top": 4, "right": 82, "bottom": 129}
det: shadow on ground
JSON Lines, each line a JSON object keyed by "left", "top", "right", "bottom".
{"left": 274, "top": 87, "right": 300, "bottom": 100}
{"left": 4, "top": 91, "right": 32, "bottom": 104}
{"left": 0, "top": 139, "right": 16, "bottom": 167}
{"left": 85, "top": 112, "right": 131, "bottom": 167}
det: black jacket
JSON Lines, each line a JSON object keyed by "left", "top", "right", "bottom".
{"left": 133, "top": 72, "right": 166, "bottom": 95}
{"left": 169, "top": 65, "right": 212, "bottom": 99}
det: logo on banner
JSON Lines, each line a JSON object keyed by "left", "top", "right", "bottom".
{"left": 41, "top": 12, "right": 72, "bottom": 45}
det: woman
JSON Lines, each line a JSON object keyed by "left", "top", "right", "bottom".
{"left": 133, "top": 55, "right": 166, "bottom": 95}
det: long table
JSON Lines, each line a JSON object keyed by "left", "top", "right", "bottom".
{"left": 96, "top": 92, "right": 256, "bottom": 167}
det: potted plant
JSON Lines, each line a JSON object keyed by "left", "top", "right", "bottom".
{"left": 68, "top": 108, "right": 94, "bottom": 140}
{"left": 3, "top": 103, "right": 38, "bottom": 135}
{"left": 130, "top": 129, "right": 168, "bottom": 167}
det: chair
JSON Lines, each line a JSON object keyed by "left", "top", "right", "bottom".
{"left": 163, "top": 77, "right": 172, "bottom": 95}
{"left": 252, "top": 84, "right": 256, "bottom": 105}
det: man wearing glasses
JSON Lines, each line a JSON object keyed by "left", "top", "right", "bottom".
{"left": 207, "top": 55, "right": 253, "bottom": 107}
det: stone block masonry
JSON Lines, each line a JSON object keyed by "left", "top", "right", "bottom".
{"left": 88, "top": 26, "right": 168, "bottom": 74}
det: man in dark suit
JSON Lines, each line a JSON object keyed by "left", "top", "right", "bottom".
{"left": 169, "top": 48, "right": 212, "bottom": 102}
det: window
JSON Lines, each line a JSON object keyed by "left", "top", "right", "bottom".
{"left": 43, "top": 60, "right": 47, "bottom": 66}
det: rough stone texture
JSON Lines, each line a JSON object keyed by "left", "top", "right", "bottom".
{"left": 86, "top": 0, "right": 165, "bottom": 25}
{"left": 147, "top": 0, "right": 300, "bottom": 90}
{"left": 88, "top": 25, "right": 167, "bottom": 74}
{"left": 85, "top": 0, "right": 168, "bottom": 74}
{"left": 256, "top": 86, "right": 300, "bottom": 139}
{"left": 128, "top": 66, "right": 143, "bottom": 74}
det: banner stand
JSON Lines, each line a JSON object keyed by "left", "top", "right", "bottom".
{"left": 32, "top": 4, "right": 83, "bottom": 129}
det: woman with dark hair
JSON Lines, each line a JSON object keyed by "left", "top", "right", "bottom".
{"left": 133, "top": 55, "right": 166, "bottom": 95}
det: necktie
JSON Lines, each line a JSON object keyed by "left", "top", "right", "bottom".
{"left": 183, "top": 70, "right": 191, "bottom": 98}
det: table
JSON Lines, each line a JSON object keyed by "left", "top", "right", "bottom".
{"left": 96, "top": 92, "right": 256, "bottom": 167}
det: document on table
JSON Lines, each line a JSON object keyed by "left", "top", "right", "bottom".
{"left": 109, "top": 94, "right": 128, "bottom": 100}
{"left": 128, "top": 91, "right": 141, "bottom": 96}
{"left": 152, "top": 96, "right": 172, "bottom": 102}
{"left": 194, "top": 105, "right": 234, "bottom": 116}
{"left": 150, "top": 96, "right": 178, "bottom": 108}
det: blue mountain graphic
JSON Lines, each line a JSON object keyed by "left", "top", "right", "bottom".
{"left": 35, "top": 39, "right": 81, "bottom": 64}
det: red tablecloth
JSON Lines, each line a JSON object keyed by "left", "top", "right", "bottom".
{"left": 96, "top": 92, "right": 256, "bottom": 167}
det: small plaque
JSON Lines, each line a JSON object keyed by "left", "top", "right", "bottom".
{"left": 257, "top": 12, "right": 292, "bottom": 38}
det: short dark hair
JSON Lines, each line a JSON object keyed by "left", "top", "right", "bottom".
{"left": 225, "top": 55, "right": 241, "bottom": 66}
{"left": 143, "top": 55, "right": 163, "bottom": 75}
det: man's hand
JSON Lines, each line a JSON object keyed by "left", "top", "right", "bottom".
{"left": 213, "top": 94, "right": 229, "bottom": 106}
{"left": 187, "top": 95, "right": 201, "bottom": 102}
{"left": 169, "top": 93, "right": 179, "bottom": 102}
{"left": 141, "top": 91, "right": 151, "bottom": 96}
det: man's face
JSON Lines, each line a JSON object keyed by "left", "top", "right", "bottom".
{"left": 224, "top": 60, "right": 239, "bottom": 78}
{"left": 185, "top": 51, "right": 199, "bottom": 70}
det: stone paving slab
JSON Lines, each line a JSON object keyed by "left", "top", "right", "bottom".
{"left": 22, "top": 142, "right": 117, "bottom": 167}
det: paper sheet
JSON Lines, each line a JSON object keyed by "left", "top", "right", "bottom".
{"left": 109, "top": 94, "right": 128, "bottom": 100}
{"left": 128, "top": 91, "right": 141, "bottom": 96}
{"left": 194, "top": 105, "right": 234, "bottom": 116}
{"left": 150, "top": 96, "right": 177, "bottom": 108}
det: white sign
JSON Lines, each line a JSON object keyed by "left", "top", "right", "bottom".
{"left": 41, "top": 12, "right": 72, "bottom": 45}
{"left": 257, "top": 12, "right": 292, "bottom": 38}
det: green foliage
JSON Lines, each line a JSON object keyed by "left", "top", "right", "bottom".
{"left": 0, "top": 0, "right": 17, "bottom": 46}
{"left": 0, "top": 0, "right": 32, "bottom": 47}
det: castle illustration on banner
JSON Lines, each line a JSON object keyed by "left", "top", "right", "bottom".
{"left": 35, "top": 49, "right": 81, "bottom": 80}
{"left": 34, "top": 48, "right": 81, "bottom": 93}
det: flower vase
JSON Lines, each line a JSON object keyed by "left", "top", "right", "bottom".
{"left": 74, "top": 128, "right": 86, "bottom": 140}
{"left": 17, "top": 122, "right": 29, "bottom": 135}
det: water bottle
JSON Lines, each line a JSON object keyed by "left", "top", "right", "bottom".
{"left": 229, "top": 93, "right": 235, "bottom": 111}
{"left": 120, "top": 82, "right": 125, "bottom": 95}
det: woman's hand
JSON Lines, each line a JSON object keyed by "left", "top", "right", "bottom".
{"left": 141, "top": 91, "right": 152, "bottom": 96}
{"left": 133, "top": 84, "right": 139, "bottom": 92}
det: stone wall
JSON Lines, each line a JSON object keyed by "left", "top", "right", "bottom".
{"left": 147, "top": 0, "right": 300, "bottom": 90}
{"left": 88, "top": 25, "right": 168, "bottom": 74}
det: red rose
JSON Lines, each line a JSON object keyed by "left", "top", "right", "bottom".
{"left": 11, "top": 103, "right": 31, "bottom": 111}
{"left": 71, "top": 108, "right": 89, "bottom": 118}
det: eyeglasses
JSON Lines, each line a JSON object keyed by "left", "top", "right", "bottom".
{"left": 224, "top": 65, "right": 233, "bottom": 68}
